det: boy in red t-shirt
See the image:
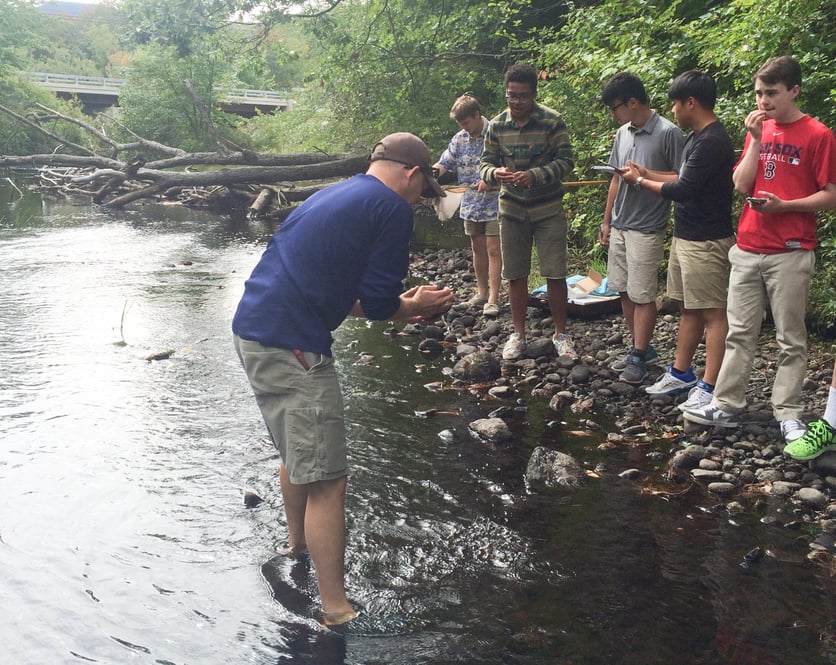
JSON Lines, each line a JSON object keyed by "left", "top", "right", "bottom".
{"left": 683, "top": 56, "right": 836, "bottom": 445}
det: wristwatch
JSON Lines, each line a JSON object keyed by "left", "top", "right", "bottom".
{"left": 634, "top": 176, "right": 644, "bottom": 190}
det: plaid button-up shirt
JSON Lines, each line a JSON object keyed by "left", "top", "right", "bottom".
{"left": 480, "top": 102, "right": 574, "bottom": 222}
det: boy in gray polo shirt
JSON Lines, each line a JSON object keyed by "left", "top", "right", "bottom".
{"left": 598, "top": 73, "right": 684, "bottom": 384}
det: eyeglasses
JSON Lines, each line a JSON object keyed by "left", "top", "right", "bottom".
{"left": 505, "top": 92, "right": 534, "bottom": 102}
{"left": 608, "top": 102, "right": 627, "bottom": 113}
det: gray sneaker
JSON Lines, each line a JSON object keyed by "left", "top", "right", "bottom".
{"left": 619, "top": 354, "right": 647, "bottom": 384}
{"left": 611, "top": 343, "right": 657, "bottom": 371}
{"left": 682, "top": 403, "right": 741, "bottom": 428}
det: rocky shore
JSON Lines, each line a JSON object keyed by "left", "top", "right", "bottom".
{"left": 408, "top": 246, "right": 836, "bottom": 565}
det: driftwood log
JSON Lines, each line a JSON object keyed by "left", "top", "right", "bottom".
{"left": 0, "top": 98, "right": 369, "bottom": 216}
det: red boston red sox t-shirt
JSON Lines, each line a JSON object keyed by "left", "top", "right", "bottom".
{"left": 735, "top": 114, "right": 836, "bottom": 254}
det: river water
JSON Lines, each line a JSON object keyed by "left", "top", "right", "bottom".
{"left": 1, "top": 183, "right": 834, "bottom": 664}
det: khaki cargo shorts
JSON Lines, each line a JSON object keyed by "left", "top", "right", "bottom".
{"left": 667, "top": 235, "right": 734, "bottom": 309}
{"left": 606, "top": 227, "right": 664, "bottom": 304}
{"left": 234, "top": 335, "right": 347, "bottom": 484}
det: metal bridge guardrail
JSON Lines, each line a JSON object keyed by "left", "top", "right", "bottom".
{"left": 26, "top": 72, "right": 293, "bottom": 109}
{"left": 28, "top": 71, "right": 125, "bottom": 95}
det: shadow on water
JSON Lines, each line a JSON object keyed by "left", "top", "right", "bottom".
{"left": 0, "top": 185, "right": 833, "bottom": 664}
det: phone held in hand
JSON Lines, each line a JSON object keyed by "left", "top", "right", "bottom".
{"left": 746, "top": 196, "right": 768, "bottom": 205}
{"left": 592, "top": 165, "right": 621, "bottom": 177}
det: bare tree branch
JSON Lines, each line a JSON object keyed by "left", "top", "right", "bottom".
{"left": 0, "top": 100, "right": 370, "bottom": 212}
{"left": 0, "top": 103, "right": 95, "bottom": 156}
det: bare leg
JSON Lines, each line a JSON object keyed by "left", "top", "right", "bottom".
{"left": 620, "top": 293, "right": 635, "bottom": 342}
{"left": 279, "top": 462, "right": 308, "bottom": 554}
{"left": 486, "top": 235, "right": 502, "bottom": 304}
{"left": 673, "top": 307, "right": 704, "bottom": 372}
{"left": 305, "top": 475, "right": 356, "bottom": 622}
{"left": 470, "top": 235, "right": 489, "bottom": 300}
{"left": 632, "top": 300, "right": 657, "bottom": 352}
{"left": 824, "top": 359, "right": 836, "bottom": 427}
{"left": 546, "top": 277, "right": 568, "bottom": 335}
{"left": 508, "top": 277, "right": 529, "bottom": 335}
{"left": 280, "top": 467, "right": 355, "bottom": 623}
{"left": 700, "top": 307, "right": 728, "bottom": 386}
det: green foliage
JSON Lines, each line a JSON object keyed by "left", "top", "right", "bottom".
{"left": 0, "top": 0, "right": 39, "bottom": 78}
{"left": 299, "top": 0, "right": 511, "bottom": 152}
{"left": 120, "top": 0, "right": 250, "bottom": 57}
{"left": 810, "top": 211, "right": 836, "bottom": 335}
{"left": 23, "top": 5, "right": 121, "bottom": 76}
{"left": 259, "top": 22, "right": 313, "bottom": 91}
{"left": 0, "top": 0, "right": 98, "bottom": 155}
{"left": 0, "top": 76, "right": 95, "bottom": 154}
{"left": 242, "top": 86, "right": 342, "bottom": 153}
{"left": 115, "top": 44, "right": 240, "bottom": 150}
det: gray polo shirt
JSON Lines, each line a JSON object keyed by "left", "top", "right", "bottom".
{"left": 608, "top": 111, "right": 684, "bottom": 233}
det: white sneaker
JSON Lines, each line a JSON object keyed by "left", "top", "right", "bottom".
{"left": 553, "top": 333, "right": 577, "bottom": 358}
{"left": 502, "top": 332, "right": 526, "bottom": 360}
{"left": 677, "top": 385, "right": 714, "bottom": 412}
{"left": 780, "top": 419, "right": 807, "bottom": 443}
{"left": 644, "top": 366, "right": 698, "bottom": 395}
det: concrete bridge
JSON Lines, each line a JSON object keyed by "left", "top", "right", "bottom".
{"left": 27, "top": 72, "right": 293, "bottom": 117}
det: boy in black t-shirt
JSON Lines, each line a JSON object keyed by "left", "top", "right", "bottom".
{"left": 622, "top": 70, "right": 736, "bottom": 409}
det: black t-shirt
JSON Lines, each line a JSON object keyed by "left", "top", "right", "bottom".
{"left": 661, "top": 120, "right": 735, "bottom": 241}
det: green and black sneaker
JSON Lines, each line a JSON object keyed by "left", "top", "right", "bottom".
{"left": 783, "top": 419, "right": 836, "bottom": 461}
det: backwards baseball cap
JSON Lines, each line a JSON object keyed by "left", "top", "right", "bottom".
{"left": 370, "top": 132, "right": 446, "bottom": 199}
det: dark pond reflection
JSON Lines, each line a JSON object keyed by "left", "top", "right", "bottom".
{"left": 0, "top": 183, "right": 833, "bottom": 664}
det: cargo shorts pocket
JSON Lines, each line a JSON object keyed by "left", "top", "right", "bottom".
{"left": 284, "top": 406, "right": 346, "bottom": 483}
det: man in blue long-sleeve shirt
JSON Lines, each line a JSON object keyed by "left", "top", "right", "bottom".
{"left": 233, "top": 133, "right": 453, "bottom": 632}
{"left": 621, "top": 71, "right": 735, "bottom": 410}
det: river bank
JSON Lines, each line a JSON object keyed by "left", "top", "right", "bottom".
{"left": 409, "top": 245, "right": 836, "bottom": 567}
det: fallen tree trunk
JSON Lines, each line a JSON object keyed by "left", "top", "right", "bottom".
{"left": 0, "top": 102, "right": 369, "bottom": 215}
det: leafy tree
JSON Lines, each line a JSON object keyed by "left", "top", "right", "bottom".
{"left": 114, "top": 0, "right": 283, "bottom": 148}
{"left": 296, "top": 0, "right": 513, "bottom": 151}
{"left": 0, "top": 0, "right": 39, "bottom": 78}
{"left": 115, "top": 43, "right": 243, "bottom": 150}
{"left": 0, "top": 1, "right": 91, "bottom": 153}
{"left": 121, "top": 0, "right": 250, "bottom": 56}
{"left": 10, "top": 2, "right": 122, "bottom": 77}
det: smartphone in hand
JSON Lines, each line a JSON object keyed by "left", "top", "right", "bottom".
{"left": 746, "top": 196, "right": 768, "bottom": 205}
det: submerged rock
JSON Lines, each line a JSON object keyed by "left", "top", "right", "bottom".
{"left": 418, "top": 338, "right": 444, "bottom": 359}
{"left": 525, "top": 446, "right": 585, "bottom": 489}
{"left": 468, "top": 417, "right": 512, "bottom": 443}
{"left": 452, "top": 350, "right": 500, "bottom": 382}
{"left": 244, "top": 491, "right": 264, "bottom": 508}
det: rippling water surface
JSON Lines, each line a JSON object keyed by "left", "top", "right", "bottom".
{"left": 1, "top": 185, "right": 833, "bottom": 664}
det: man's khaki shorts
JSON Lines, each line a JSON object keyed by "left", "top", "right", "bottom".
{"left": 234, "top": 335, "right": 347, "bottom": 484}
{"left": 667, "top": 235, "right": 734, "bottom": 309}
